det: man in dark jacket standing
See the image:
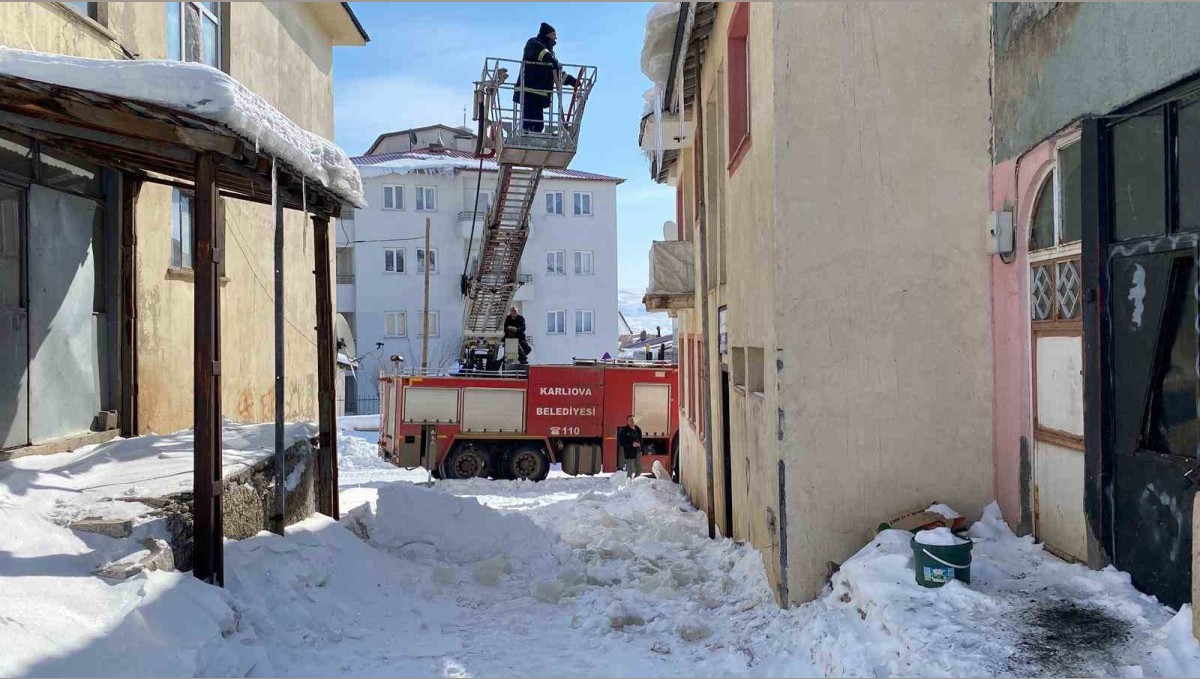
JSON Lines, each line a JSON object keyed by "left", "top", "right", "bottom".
{"left": 616, "top": 415, "right": 643, "bottom": 478}
{"left": 515, "top": 22, "right": 578, "bottom": 132}
{"left": 503, "top": 306, "right": 531, "bottom": 364}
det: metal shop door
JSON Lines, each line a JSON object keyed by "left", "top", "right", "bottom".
{"left": 0, "top": 182, "right": 27, "bottom": 450}
{"left": 1084, "top": 95, "right": 1200, "bottom": 609}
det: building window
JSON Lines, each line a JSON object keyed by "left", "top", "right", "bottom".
{"left": 572, "top": 192, "right": 592, "bottom": 216}
{"left": 417, "top": 248, "right": 438, "bottom": 274}
{"left": 385, "top": 311, "right": 406, "bottom": 338}
{"left": 64, "top": 3, "right": 100, "bottom": 21}
{"left": 547, "top": 310, "right": 566, "bottom": 335}
{"left": 384, "top": 247, "right": 405, "bottom": 273}
{"left": 416, "top": 186, "right": 437, "bottom": 212}
{"left": 574, "top": 250, "right": 593, "bottom": 275}
{"left": 477, "top": 190, "right": 494, "bottom": 211}
{"left": 1029, "top": 143, "right": 1082, "bottom": 252}
{"left": 418, "top": 311, "right": 440, "bottom": 337}
{"left": 575, "top": 310, "right": 594, "bottom": 334}
{"left": 546, "top": 191, "right": 564, "bottom": 215}
{"left": 546, "top": 250, "right": 565, "bottom": 275}
{"left": 171, "top": 188, "right": 193, "bottom": 269}
{"left": 726, "top": 2, "right": 751, "bottom": 174}
{"left": 167, "top": 2, "right": 222, "bottom": 70}
{"left": 383, "top": 185, "right": 404, "bottom": 210}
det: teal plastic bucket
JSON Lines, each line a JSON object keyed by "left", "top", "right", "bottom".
{"left": 911, "top": 534, "right": 973, "bottom": 587}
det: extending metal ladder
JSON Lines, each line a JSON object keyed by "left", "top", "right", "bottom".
{"left": 461, "top": 57, "right": 597, "bottom": 363}
{"left": 463, "top": 164, "right": 544, "bottom": 337}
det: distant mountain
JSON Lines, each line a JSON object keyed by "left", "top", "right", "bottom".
{"left": 618, "top": 288, "right": 672, "bottom": 335}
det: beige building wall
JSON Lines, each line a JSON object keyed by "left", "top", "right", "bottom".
{"left": 770, "top": 2, "right": 994, "bottom": 601}
{"left": 0, "top": 3, "right": 351, "bottom": 434}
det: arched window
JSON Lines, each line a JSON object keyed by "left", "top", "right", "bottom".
{"left": 1029, "top": 174, "right": 1055, "bottom": 251}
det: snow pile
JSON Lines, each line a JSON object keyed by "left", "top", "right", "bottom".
{"left": 0, "top": 47, "right": 364, "bottom": 207}
{"left": 914, "top": 527, "right": 969, "bottom": 546}
{"left": 337, "top": 427, "right": 391, "bottom": 472}
{"left": 640, "top": 3, "right": 682, "bottom": 88}
{"left": 768, "top": 503, "right": 1200, "bottom": 678}
{"left": 1, "top": 419, "right": 316, "bottom": 526}
{"left": 0, "top": 509, "right": 262, "bottom": 677}
{"left": 927, "top": 503, "right": 963, "bottom": 520}
{"left": 366, "top": 482, "right": 568, "bottom": 568}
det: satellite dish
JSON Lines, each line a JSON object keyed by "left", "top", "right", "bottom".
{"left": 663, "top": 220, "right": 677, "bottom": 241}
{"left": 335, "top": 313, "right": 356, "bottom": 359}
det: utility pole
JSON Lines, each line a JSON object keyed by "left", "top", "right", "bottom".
{"left": 421, "top": 216, "right": 431, "bottom": 371}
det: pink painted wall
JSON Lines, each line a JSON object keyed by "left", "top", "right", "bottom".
{"left": 990, "top": 142, "right": 1055, "bottom": 530}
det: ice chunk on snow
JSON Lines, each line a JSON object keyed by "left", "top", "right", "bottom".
{"left": 914, "top": 527, "right": 967, "bottom": 546}
{"left": 652, "top": 460, "right": 671, "bottom": 480}
{"left": 0, "top": 47, "right": 364, "bottom": 207}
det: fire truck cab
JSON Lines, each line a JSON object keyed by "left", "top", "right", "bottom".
{"left": 378, "top": 361, "right": 679, "bottom": 481}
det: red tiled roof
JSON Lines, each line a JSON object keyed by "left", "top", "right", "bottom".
{"left": 351, "top": 147, "right": 624, "bottom": 183}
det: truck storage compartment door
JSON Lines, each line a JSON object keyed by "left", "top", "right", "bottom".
{"left": 403, "top": 387, "right": 460, "bottom": 423}
{"left": 633, "top": 383, "right": 671, "bottom": 437}
{"left": 461, "top": 387, "right": 525, "bottom": 433}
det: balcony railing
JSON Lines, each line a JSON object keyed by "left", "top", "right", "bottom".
{"left": 516, "top": 273, "right": 534, "bottom": 284}
{"left": 337, "top": 274, "right": 355, "bottom": 284}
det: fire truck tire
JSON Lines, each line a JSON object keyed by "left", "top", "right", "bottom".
{"left": 504, "top": 445, "right": 550, "bottom": 482}
{"left": 443, "top": 444, "right": 489, "bottom": 480}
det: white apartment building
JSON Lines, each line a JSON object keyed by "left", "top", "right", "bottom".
{"left": 337, "top": 125, "right": 622, "bottom": 411}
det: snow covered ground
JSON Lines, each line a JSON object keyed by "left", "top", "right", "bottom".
{"left": 3, "top": 422, "right": 1200, "bottom": 677}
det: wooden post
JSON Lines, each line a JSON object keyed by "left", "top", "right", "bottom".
{"left": 421, "top": 216, "right": 431, "bottom": 371}
{"left": 118, "top": 175, "right": 140, "bottom": 438}
{"left": 193, "top": 153, "right": 224, "bottom": 586}
{"left": 312, "top": 214, "right": 338, "bottom": 519}
{"left": 271, "top": 162, "right": 286, "bottom": 535}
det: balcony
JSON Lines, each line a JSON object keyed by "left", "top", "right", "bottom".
{"left": 513, "top": 273, "right": 535, "bottom": 301}
{"left": 336, "top": 276, "right": 355, "bottom": 312}
{"left": 643, "top": 241, "right": 694, "bottom": 312}
{"left": 458, "top": 210, "right": 487, "bottom": 239}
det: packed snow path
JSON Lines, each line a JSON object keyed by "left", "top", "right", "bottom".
{"left": 1, "top": 425, "right": 1199, "bottom": 677}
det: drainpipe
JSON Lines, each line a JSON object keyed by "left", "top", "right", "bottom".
{"left": 693, "top": 65, "right": 717, "bottom": 542}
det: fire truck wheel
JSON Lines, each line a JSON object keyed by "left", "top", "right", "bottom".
{"left": 504, "top": 445, "right": 550, "bottom": 482}
{"left": 444, "top": 444, "right": 489, "bottom": 480}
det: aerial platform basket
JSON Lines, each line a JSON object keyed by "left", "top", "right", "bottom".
{"left": 472, "top": 57, "right": 597, "bottom": 169}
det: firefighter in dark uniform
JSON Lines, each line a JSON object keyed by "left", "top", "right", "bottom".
{"left": 515, "top": 22, "right": 578, "bottom": 132}
{"left": 503, "top": 306, "right": 531, "bottom": 364}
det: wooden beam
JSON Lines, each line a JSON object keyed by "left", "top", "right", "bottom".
{"left": 312, "top": 214, "right": 338, "bottom": 518}
{"left": 193, "top": 152, "right": 224, "bottom": 586}
{"left": 118, "top": 174, "right": 140, "bottom": 437}
{"left": 272, "top": 162, "right": 287, "bottom": 536}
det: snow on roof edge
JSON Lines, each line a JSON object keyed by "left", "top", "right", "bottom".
{"left": 0, "top": 47, "right": 365, "bottom": 208}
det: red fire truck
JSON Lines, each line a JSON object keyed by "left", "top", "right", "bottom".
{"left": 377, "top": 361, "right": 679, "bottom": 481}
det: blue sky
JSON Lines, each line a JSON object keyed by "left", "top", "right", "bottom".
{"left": 332, "top": 1, "right": 675, "bottom": 314}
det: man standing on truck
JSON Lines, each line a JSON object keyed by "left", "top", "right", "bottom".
{"left": 616, "top": 415, "right": 643, "bottom": 478}
{"left": 515, "top": 22, "right": 578, "bottom": 132}
{"left": 504, "top": 306, "right": 531, "bottom": 364}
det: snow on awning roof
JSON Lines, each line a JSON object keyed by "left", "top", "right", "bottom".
{"left": 0, "top": 47, "right": 364, "bottom": 212}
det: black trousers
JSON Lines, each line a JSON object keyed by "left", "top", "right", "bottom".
{"left": 520, "top": 93, "right": 547, "bottom": 132}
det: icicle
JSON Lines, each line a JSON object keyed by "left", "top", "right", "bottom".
{"left": 653, "top": 85, "right": 664, "bottom": 176}
{"left": 301, "top": 177, "right": 309, "bottom": 255}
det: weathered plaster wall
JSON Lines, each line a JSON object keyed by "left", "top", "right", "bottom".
{"left": 772, "top": 2, "right": 994, "bottom": 603}
{"left": 994, "top": 3, "right": 1200, "bottom": 161}
{"left": 132, "top": 3, "right": 337, "bottom": 433}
